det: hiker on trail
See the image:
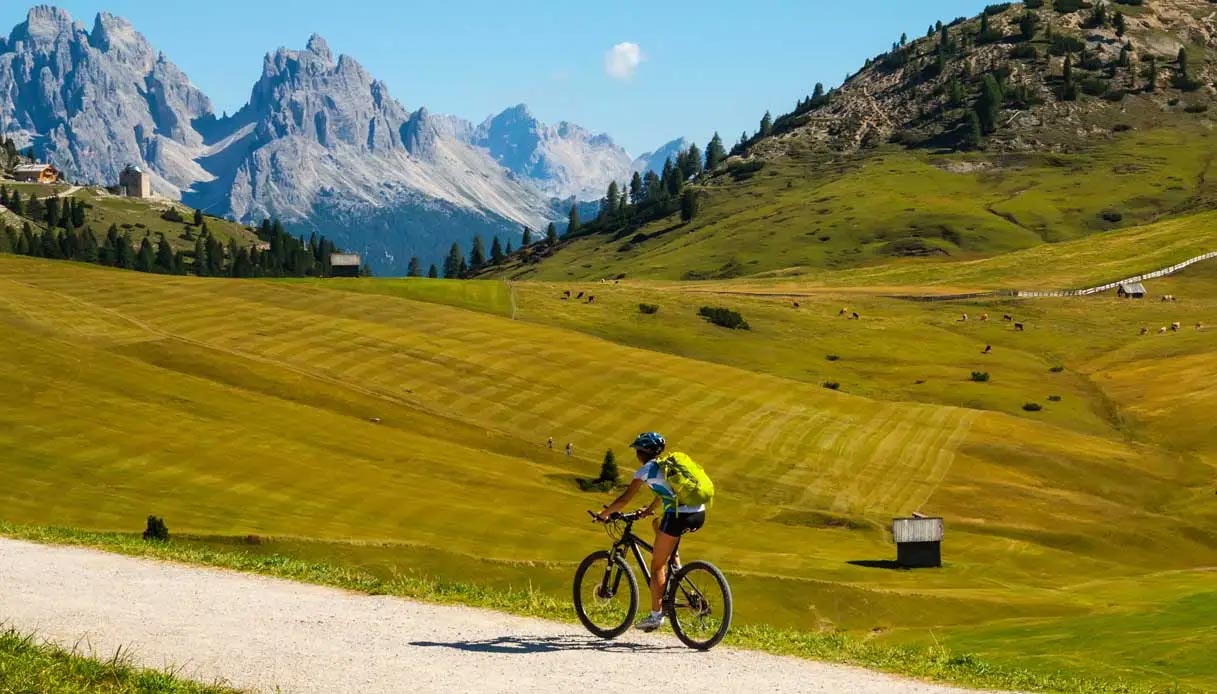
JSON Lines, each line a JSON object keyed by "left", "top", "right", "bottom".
{"left": 565, "top": 442, "right": 574, "bottom": 457}
{"left": 547, "top": 437, "right": 554, "bottom": 450}
{"left": 597, "top": 432, "right": 714, "bottom": 633}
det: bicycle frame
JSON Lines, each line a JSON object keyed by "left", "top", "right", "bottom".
{"left": 607, "top": 520, "right": 681, "bottom": 589}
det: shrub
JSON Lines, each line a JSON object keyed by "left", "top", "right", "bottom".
{"left": 1101, "top": 210, "right": 1124, "bottom": 223}
{"left": 1185, "top": 103, "right": 1210, "bottom": 114}
{"left": 984, "top": 3, "right": 1013, "bottom": 15}
{"left": 1050, "top": 365, "right": 1065, "bottom": 373}
{"left": 1025, "top": 0, "right": 1044, "bottom": 6}
{"left": 826, "top": 354, "right": 841, "bottom": 362}
{"left": 639, "top": 303, "right": 659, "bottom": 315}
{"left": 1053, "top": 0, "right": 1084, "bottom": 13}
{"left": 727, "top": 160, "right": 764, "bottom": 181}
{"left": 161, "top": 208, "right": 185, "bottom": 223}
{"left": 823, "top": 381, "right": 841, "bottom": 391}
{"left": 1050, "top": 34, "right": 1086, "bottom": 55}
{"left": 1023, "top": 402, "right": 1043, "bottom": 412}
{"left": 1011, "top": 44, "right": 1038, "bottom": 60}
{"left": 971, "top": 371, "right": 991, "bottom": 382}
{"left": 142, "top": 515, "right": 169, "bottom": 542}
{"left": 1080, "top": 77, "right": 1109, "bottom": 96}
{"left": 1048, "top": 395, "right": 1063, "bottom": 402}
{"left": 698, "top": 306, "right": 750, "bottom": 331}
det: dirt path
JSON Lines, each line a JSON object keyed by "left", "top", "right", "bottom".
{"left": 0, "top": 539, "right": 1004, "bottom": 694}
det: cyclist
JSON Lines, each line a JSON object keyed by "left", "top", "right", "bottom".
{"left": 597, "top": 432, "right": 706, "bottom": 632}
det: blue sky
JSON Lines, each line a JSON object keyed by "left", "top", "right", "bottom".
{"left": 5, "top": 1, "right": 986, "bottom": 155}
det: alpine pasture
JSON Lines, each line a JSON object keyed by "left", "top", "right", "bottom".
{"left": 2, "top": 249, "right": 1216, "bottom": 690}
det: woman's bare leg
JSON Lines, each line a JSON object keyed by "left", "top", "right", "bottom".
{"left": 650, "top": 530, "right": 680, "bottom": 613}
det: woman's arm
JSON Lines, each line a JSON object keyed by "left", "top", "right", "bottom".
{"left": 597, "top": 478, "right": 645, "bottom": 520}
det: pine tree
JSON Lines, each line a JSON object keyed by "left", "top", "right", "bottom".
{"left": 26, "top": 195, "right": 44, "bottom": 224}
{"left": 629, "top": 171, "right": 644, "bottom": 204}
{"left": 39, "top": 229, "right": 58, "bottom": 259}
{"left": 1118, "top": 44, "right": 1131, "bottom": 69}
{"left": 949, "top": 78, "right": 964, "bottom": 107}
{"left": 19, "top": 223, "right": 35, "bottom": 256}
{"left": 1114, "top": 11, "right": 1126, "bottom": 37}
{"left": 79, "top": 227, "right": 99, "bottom": 264}
{"left": 505, "top": 240, "right": 513, "bottom": 255}
{"left": 667, "top": 165, "right": 683, "bottom": 197}
{"left": 1019, "top": 12, "right": 1039, "bottom": 41}
{"left": 0, "top": 225, "right": 13, "bottom": 254}
{"left": 71, "top": 198, "right": 84, "bottom": 228}
{"left": 194, "top": 236, "right": 208, "bottom": 276}
{"left": 427, "top": 264, "right": 438, "bottom": 278}
{"left": 522, "top": 226, "right": 534, "bottom": 247}
{"left": 470, "top": 235, "right": 487, "bottom": 268}
{"left": 978, "top": 74, "right": 1004, "bottom": 133}
{"left": 567, "top": 205, "right": 580, "bottom": 236}
{"left": 967, "top": 111, "right": 984, "bottom": 149}
{"left": 45, "top": 196, "right": 60, "bottom": 229}
{"left": 155, "top": 235, "right": 174, "bottom": 273}
{"left": 458, "top": 256, "right": 468, "bottom": 276}
{"left": 760, "top": 111, "right": 774, "bottom": 137}
{"left": 598, "top": 449, "right": 620, "bottom": 485}
{"left": 407, "top": 256, "right": 422, "bottom": 277}
{"left": 685, "top": 143, "right": 704, "bottom": 178}
{"left": 546, "top": 222, "right": 560, "bottom": 245}
{"left": 8, "top": 190, "right": 20, "bottom": 216}
{"left": 490, "top": 236, "right": 504, "bottom": 264}
{"left": 0, "top": 186, "right": 8, "bottom": 208}
{"left": 1146, "top": 55, "right": 1158, "bottom": 92}
{"left": 444, "top": 242, "right": 463, "bottom": 278}
{"left": 172, "top": 250, "right": 184, "bottom": 275}
{"left": 603, "top": 181, "right": 619, "bottom": 220}
{"left": 136, "top": 237, "right": 155, "bottom": 272}
{"left": 1062, "top": 54, "right": 1078, "bottom": 100}
{"left": 680, "top": 189, "right": 699, "bottom": 223}
{"left": 705, "top": 132, "right": 726, "bottom": 171}
{"left": 193, "top": 208, "right": 204, "bottom": 226}
{"left": 643, "top": 171, "right": 662, "bottom": 202}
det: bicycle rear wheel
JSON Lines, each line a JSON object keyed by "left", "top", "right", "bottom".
{"left": 573, "top": 550, "right": 638, "bottom": 639}
{"left": 666, "top": 560, "right": 733, "bottom": 650}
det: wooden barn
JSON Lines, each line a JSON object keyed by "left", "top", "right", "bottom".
{"left": 11, "top": 163, "right": 62, "bottom": 184}
{"left": 1117, "top": 282, "right": 1147, "bottom": 299}
{"left": 892, "top": 516, "right": 944, "bottom": 568}
{"left": 330, "top": 253, "right": 362, "bottom": 278}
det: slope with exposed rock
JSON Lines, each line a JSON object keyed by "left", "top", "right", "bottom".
{"left": 504, "top": 0, "right": 1217, "bottom": 282}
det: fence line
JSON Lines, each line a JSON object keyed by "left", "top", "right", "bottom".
{"left": 887, "top": 251, "right": 1217, "bottom": 302}
{"left": 1014, "top": 251, "right": 1217, "bottom": 298}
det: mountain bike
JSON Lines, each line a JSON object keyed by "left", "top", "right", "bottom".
{"left": 573, "top": 510, "right": 732, "bottom": 650}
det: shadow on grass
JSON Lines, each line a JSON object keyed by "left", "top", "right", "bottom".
{"left": 410, "top": 634, "right": 676, "bottom": 655}
{"left": 847, "top": 560, "right": 909, "bottom": 570}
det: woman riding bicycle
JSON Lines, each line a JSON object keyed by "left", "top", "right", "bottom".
{"left": 597, "top": 432, "right": 706, "bottom": 632}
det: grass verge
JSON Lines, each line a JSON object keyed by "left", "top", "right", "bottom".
{"left": 0, "top": 523, "right": 1181, "bottom": 694}
{"left": 0, "top": 626, "right": 235, "bottom": 694}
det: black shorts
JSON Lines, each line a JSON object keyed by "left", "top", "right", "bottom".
{"left": 659, "top": 510, "right": 706, "bottom": 537}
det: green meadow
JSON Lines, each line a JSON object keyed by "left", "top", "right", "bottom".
{"left": 505, "top": 126, "right": 1217, "bottom": 284}
{"left": 2, "top": 217, "right": 1216, "bottom": 691}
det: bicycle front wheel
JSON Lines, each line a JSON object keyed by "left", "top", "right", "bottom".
{"left": 666, "top": 560, "right": 733, "bottom": 650}
{"left": 573, "top": 550, "right": 638, "bottom": 639}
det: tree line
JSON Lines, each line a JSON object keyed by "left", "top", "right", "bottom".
{"left": 0, "top": 185, "right": 350, "bottom": 278}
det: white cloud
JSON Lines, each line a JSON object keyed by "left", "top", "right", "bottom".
{"left": 604, "top": 42, "right": 643, "bottom": 81}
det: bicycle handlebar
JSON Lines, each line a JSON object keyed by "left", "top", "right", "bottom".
{"left": 588, "top": 510, "right": 645, "bottom": 523}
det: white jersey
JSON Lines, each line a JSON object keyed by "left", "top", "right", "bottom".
{"left": 634, "top": 460, "right": 706, "bottom": 514}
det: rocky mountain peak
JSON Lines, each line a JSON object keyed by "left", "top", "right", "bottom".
{"left": 10, "top": 5, "right": 78, "bottom": 47}
{"left": 305, "top": 33, "right": 332, "bottom": 63}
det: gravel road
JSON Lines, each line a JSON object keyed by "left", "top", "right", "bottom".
{"left": 0, "top": 539, "right": 1002, "bottom": 693}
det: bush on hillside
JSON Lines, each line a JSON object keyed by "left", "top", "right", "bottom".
{"left": 1048, "top": 395, "right": 1063, "bottom": 402}
{"left": 698, "top": 306, "right": 750, "bottom": 331}
{"left": 826, "top": 354, "right": 841, "bottom": 362}
{"left": 1011, "top": 44, "right": 1038, "bottom": 60}
{"left": 1023, "top": 402, "right": 1044, "bottom": 412}
{"left": 577, "top": 450, "right": 621, "bottom": 492}
{"left": 161, "top": 208, "right": 185, "bottom": 223}
{"left": 1053, "top": 0, "right": 1084, "bottom": 13}
{"left": 1049, "top": 35, "right": 1086, "bottom": 56}
{"left": 142, "top": 515, "right": 169, "bottom": 542}
{"left": 727, "top": 160, "right": 764, "bottom": 182}
{"left": 823, "top": 381, "right": 841, "bottom": 391}
{"left": 639, "top": 303, "right": 660, "bottom": 315}
{"left": 971, "top": 371, "right": 991, "bottom": 382}
{"left": 1050, "top": 365, "right": 1065, "bottom": 373}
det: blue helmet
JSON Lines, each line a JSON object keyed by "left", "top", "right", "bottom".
{"left": 630, "top": 432, "right": 666, "bottom": 456}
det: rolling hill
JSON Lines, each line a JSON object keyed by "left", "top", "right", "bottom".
{"left": 1, "top": 233, "right": 1215, "bottom": 688}
{"left": 497, "top": 0, "right": 1217, "bottom": 283}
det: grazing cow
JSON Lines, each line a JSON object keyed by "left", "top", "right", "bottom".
{"left": 959, "top": 313, "right": 969, "bottom": 322}
{"left": 980, "top": 313, "right": 989, "bottom": 322}
{"left": 577, "top": 291, "right": 585, "bottom": 299}
{"left": 1003, "top": 314, "right": 1013, "bottom": 322}
{"left": 1172, "top": 322, "right": 1181, "bottom": 332}
{"left": 564, "top": 290, "right": 571, "bottom": 298}
{"left": 851, "top": 312, "right": 860, "bottom": 320}
{"left": 793, "top": 301, "right": 800, "bottom": 309}
{"left": 983, "top": 345, "right": 992, "bottom": 354}
{"left": 1159, "top": 327, "right": 1168, "bottom": 335}
{"left": 1014, "top": 323, "right": 1025, "bottom": 332}
{"left": 839, "top": 307, "right": 849, "bottom": 316}
{"left": 1197, "top": 323, "right": 1203, "bottom": 331}
{"left": 1140, "top": 327, "right": 1149, "bottom": 336}
{"left": 587, "top": 296, "right": 596, "bottom": 304}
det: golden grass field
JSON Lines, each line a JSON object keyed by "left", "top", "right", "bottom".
{"left": 1, "top": 224, "right": 1216, "bottom": 689}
